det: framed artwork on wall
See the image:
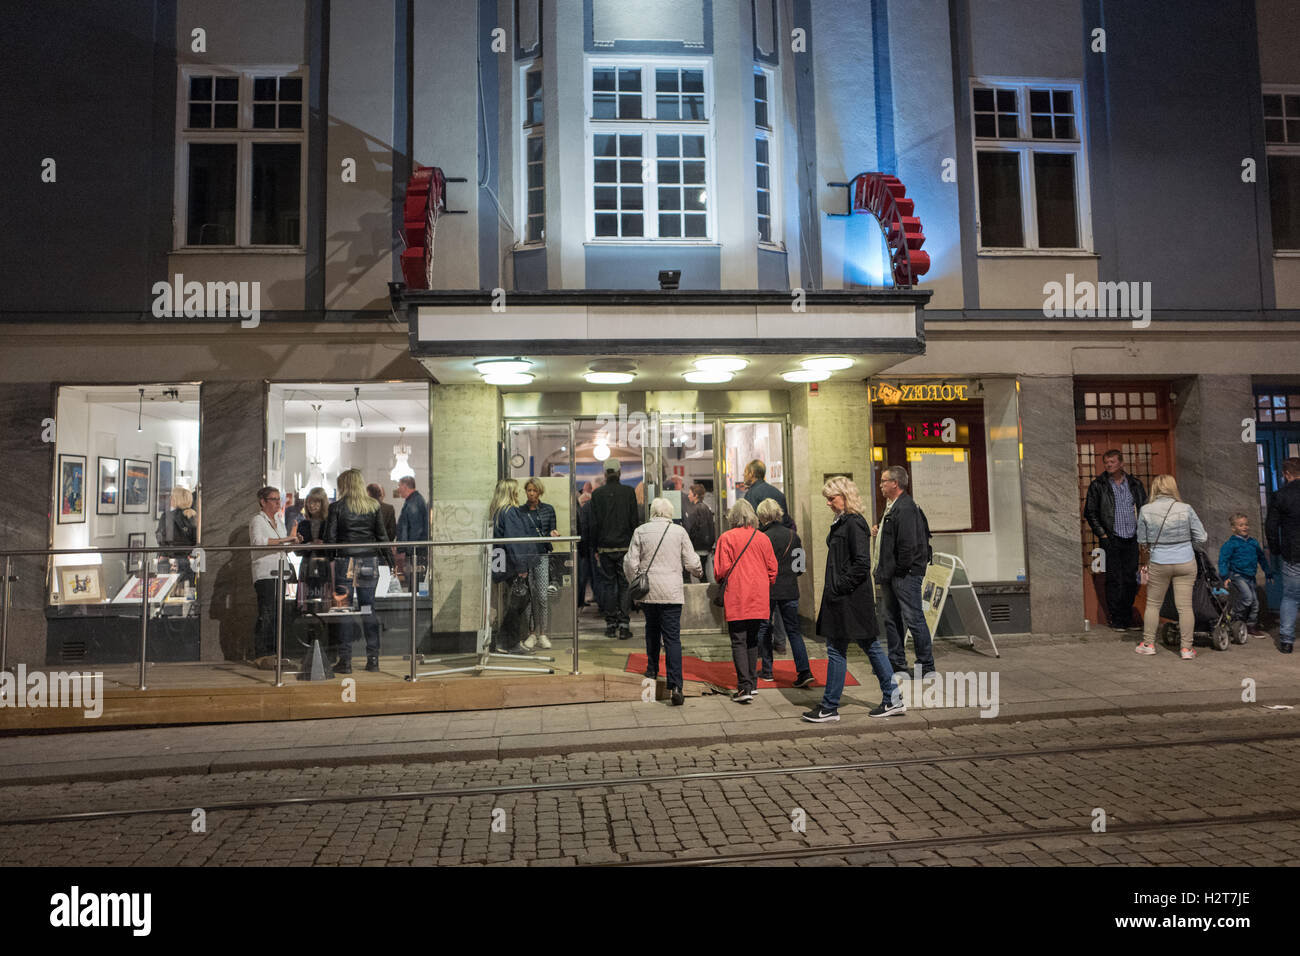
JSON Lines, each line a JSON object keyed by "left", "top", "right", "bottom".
{"left": 126, "top": 532, "right": 147, "bottom": 573}
{"left": 155, "top": 453, "right": 176, "bottom": 519}
{"left": 97, "top": 456, "right": 120, "bottom": 515}
{"left": 57, "top": 565, "right": 105, "bottom": 604}
{"left": 57, "top": 454, "right": 87, "bottom": 524}
{"left": 123, "top": 459, "right": 151, "bottom": 514}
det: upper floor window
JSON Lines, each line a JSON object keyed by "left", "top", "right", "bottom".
{"left": 585, "top": 59, "right": 714, "bottom": 241}
{"left": 755, "top": 66, "right": 778, "bottom": 245}
{"left": 518, "top": 63, "right": 545, "bottom": 244}
{"left": 971, "top": 80, "right": 1089, "bottom": 252}
{"left": 1264, "top": 88, "right": 1300, "bottom": 250}
{"left": 176, "top": 68, "right": 306, "bottom": 249}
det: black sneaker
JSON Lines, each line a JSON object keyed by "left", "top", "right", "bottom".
{"left": 758, "top": 671, "right": 776, "bottom": 682}
{"left": 643, "top": 666, "right": 658, "bottom": 679}
{"left": 801, "top": 706, "right": 839, "bottom": 723}
{"left": 731, "top": 689, "right": 754, "bottom": 703}
{"left": 618, "top": 627, "right": 634, "bottom": 641}
{"left": 670, "top": 689, "right": 684, "bottom": 706}
{"left": 792, "top": 671, "right": 816, "bottom": 688}
{"left": 1281, "top": 642, "right": 1294, "bottom": 655}
{"left": 604, "top": 625, "right": 619, "bottom": 638}
{"left": 364, "top": 656, "right": 380, "bottom": 672}
{"left": 869, "top": 701, "right": 907, "bottom": 718}
{"left": 334, "top": 660, "right": 353, "bottom": 674}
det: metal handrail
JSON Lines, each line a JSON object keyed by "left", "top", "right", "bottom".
{"left": 1, "top": 536, "right": 582, "bottom": 688}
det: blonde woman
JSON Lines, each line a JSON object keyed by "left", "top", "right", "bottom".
{"left": 490, "top": 479, "right": 541, "bottom": 655}
{"left": 520, "top": 477, "right": 561, "bottom": 649}
{"left": 1135, "top": 474, "right": 1207, "bottom": 659}
{"left": 156, "top": 485, "right": 198, "bottom": 579}
{"left": 325, "top": 469, "right": 389, "bottom": 673}
{"left": 804, "top": 476, "right": 902, "bottom": 722}
{"left": 712, "top": 499, "right": 778, "bottom": 702}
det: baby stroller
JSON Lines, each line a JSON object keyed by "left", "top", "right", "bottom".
{"left": 1157, "top": 548, "right": 1249, "bottom": 651}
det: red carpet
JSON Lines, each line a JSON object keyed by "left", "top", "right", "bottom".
{"left": 624, "top": 653, "right": 858, "bottom": 690}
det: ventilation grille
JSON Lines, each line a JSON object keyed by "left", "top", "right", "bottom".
{"left": 988, "top": 603, "right": 1012, "bottom": 623}
{"left": 60, "top": 641, "right": 87, "bottom": 664}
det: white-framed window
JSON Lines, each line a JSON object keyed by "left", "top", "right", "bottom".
{"left": 519, "top": 62, "right": 545, "bottom": 244}
{"left": 584, "top": 58, "right": 715, "bottom": 242}
{"left": 970, "top": 78, "right": 1090, "bottom": 252}
{"left": 1264, "top": 86, "right": 1300, "bottom": 251}
{"left": 175, "top": 66, "right": 307, "bottom": 250}
{"left": 754, "top": 65, "right": 779, "bottom": 245}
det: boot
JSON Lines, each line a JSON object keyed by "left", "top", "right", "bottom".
{"left": 335, "top": 659, "right": 353, "bottom": 674}
{"left": 365, "top": 655, "right": 380, "bottom": 672}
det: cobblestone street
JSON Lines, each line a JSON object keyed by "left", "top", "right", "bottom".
{"left": 2, "top": 707, "right": 1297, "bottom": 866}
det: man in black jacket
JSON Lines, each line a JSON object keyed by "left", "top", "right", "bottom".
{"left": 1082, "top": 449, "right": 1148, "bottom": 630}
{"left": 743, "top": 459, "right": 795, "bottom": 530}
{"left": 1265, "top": 457, "right": 1300, "bottom": 654}
{"left": 874, "top": 466, "right": 935, "bottom": 675}
{"left": 590, "top": 463, "right": 639, "bottom": 638}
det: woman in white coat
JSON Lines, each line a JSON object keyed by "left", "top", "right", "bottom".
{"left": 625, "top": 497, "right": 704, "bottom": 705}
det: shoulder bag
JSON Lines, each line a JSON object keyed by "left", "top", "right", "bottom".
{"left": 710, "top": 529, "right": 758, "bottom": 608}
{"left": 1137, "top": 500, "right": 1181, "bottom": 586}
{"left": 628, "top": 523, "right": 672, "bottom": 602}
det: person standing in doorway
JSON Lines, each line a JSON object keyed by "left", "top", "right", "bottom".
{"left": 1084, "top": 449, "right": 1148, "bottom": 631}
{"left": 1265, "top": 457, "right": 1300, "bottom": 654}
{"left": 874, "top": 465, "right": 936, "bottom": 676}
{"left": 743, "top": 460, "right": 794, "bottom": 529}
{"left": 590, "top": 463, "right": 639, "bottom": 639}
{"left": 394, "top": 476, "right": 429, "bottom": 593}
{"left": 520, "top": 477, "right": 560, "bottom": 650}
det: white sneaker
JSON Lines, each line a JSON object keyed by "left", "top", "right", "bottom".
{"left": 523, "top": 634, "right": 538, "bottom": 650}
{"left": 536, "top": 634, "right": 552, "bottom": 649}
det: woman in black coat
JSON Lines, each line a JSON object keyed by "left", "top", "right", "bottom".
{"left": 802, "top": 476, "right": 903, "bottom": 723}
{"left": 156, "top": 486, "right": 198, "bottom": 584}
{"left": 325, "top": 469, "right": 390, "bottom": 674}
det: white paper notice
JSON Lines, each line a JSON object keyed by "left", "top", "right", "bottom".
{"left": 664, "top": 490, "right": 683, "bottom": 519}
{"left": 910, "top": 451, "right": 972, "bottom": 531}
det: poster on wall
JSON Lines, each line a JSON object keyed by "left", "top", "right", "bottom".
{"left": 156, "top": 453, "right": 176, "bottom": 519}
{"left": 909, "top": 450, "right": 973, "bottom": 531}
{"left": 97, "top": 457, "right": 119, "bottom": 515}
{"left": 57, "top": 454, "right": 87, "bottom": 524}
{"left": 126, "top": 532, "right": 147, "bottom": 573}
{"left": 123, "top": 459, "right": 151, "bottom": 514}
{"left": 57, "top": 565, "right": 105, "bottom": 604}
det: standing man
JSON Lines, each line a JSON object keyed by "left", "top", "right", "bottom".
{"left": 1265, "top": 457, "right": 1300, "bottom": 654}
{"left": 367, "top": 483, "right": 398, "bottom": 541}
{"left": 590, "top": 462, "right": 638, "bottom": 639}
{"left": 1083, "top": 449, "right": 1148, "bottom": 631}
{"left": 394, "top": 476, "right": 429, "bottom": 593}
{"left": 742, "top": 459, "right": 794, "bottom": 529}
{"left": 874, "top": 465, "right": 935, "bottom": 676}
{"left": 249, "top": 486, "right": 298, "bottom": 668}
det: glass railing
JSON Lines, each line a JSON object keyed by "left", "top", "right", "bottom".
{"left": 0, "top": 536, "right": 580, "bottom": 693}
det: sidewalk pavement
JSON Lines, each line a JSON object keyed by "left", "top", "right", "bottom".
{"left": 1, "top": 630, "right": 1297, "bottom": 786}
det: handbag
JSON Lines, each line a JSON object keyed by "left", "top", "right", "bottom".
{"left": 710, "top": 529, "right": 758, "bottom": 608}
{"left": 629, "top": 523, "right": 671, "bottom": 602}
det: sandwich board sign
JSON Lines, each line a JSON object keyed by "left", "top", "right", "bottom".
{"left": 922, "top": 553, "right": 999, "bottom": 657}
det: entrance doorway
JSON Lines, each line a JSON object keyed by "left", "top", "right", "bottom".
{"left": 1074, "top": 383, "right": 1174, "bottom": 628}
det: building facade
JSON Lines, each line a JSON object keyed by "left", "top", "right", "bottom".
{"left": 2, "top": 0, "right": 1299, "bottom": 680}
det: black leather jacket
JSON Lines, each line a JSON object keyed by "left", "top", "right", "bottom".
{"left": 1083, "top": 471, "right": 1148, "bottom": 539}
{"left": 874, "top": 494, "right": 931, "bottom": 582}
{"left": 1266, "top": 478, "right": 1300, "bottom": 564}
{"left": 325, "top": 500, "right": 390, "bottom": 562}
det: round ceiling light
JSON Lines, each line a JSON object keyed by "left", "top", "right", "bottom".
{"left": 482, "top": 373, "right": 535, "bottom": 386}
{"left": 684, "top": 370, "right": 734, "bottom": 384}
{"left": 693, "top": 357, "right": 748, "bottom": 373}
{"left": 585, "top": 371, "right": 635, "bottom": 385}
{"left": 474, "top": 358, "right": 533, "bottom": 375}
{"left": 800, "top": 356, "right": 855, "bottom": 371}
{"left": 592, "top": 443, "right": 611, "bottom": 461}
{"left": 781, "top": 369, "right": 831, "bottom": 383}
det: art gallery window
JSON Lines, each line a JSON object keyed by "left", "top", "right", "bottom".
{"left": 869, "top": 378, "right": 1026, "bottom": 586}
{"left": 46, "top": 385, "right": 202, "bottom": 663}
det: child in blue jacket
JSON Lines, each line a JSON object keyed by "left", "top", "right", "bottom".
{"left": 1218, "top": 513, "right": 1273, "bottom": 637}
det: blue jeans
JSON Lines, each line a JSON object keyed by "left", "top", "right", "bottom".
{"left": 820, "top": 634, "right": 897, "bottom": 712}
{"left": 880, "top": 573, "right": 935, "bottom": 672}
{"left": 1228, "top": 573, "right": 1260, "bottom": 625}
{"left": 333, "top": 557, "right": 380, "bottom": 662}
{"left": 577, "top": 551, "right": 593, "bottom": 605}
{"left": 642, "top": 603, "right": 683, "bottom": 690}
{"left": 756, "top": 599, "right": 811, "bottom": 675}
{"left": 1280, "top": 560, "right": 1300, "bottom": 645}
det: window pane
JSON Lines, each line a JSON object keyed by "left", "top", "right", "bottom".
{"left": 618, "top": 68, "right": 641, "bottom": 91}
{"left": 658, "top": 186, "right": 680, "bottom": 210}
{"left": 526, "top": 72, "right": 541, "bottom": 97}
{"left": 278, "top": 104, "right": 301, "bottom": 129}
{"left": 658, "top": 161, "right": 679, "bottom": 184}
{"left": 1052, "top": 90, "right": 1072, "bottom": 113}
{"left": 527, "top": 136, "right": 544, "bottom": 162}
{"left": 973, "top": 88, "right": 994, "bottom": 112}
{"left": 527, "top": 100, "right": 542, "bottom": 125}
{"left": 996, "top": 89, "right": 1016, "bottom": 112}
{"left": 213, "top": 103, "right": 237, "bottom": 128}
{"left": 1054, "top": 116, "right": 1073, "bottom": 138}
{"left": 618, "top": 94, "right": 641, "bottom": 118}
{"left": 682, "top": 135, "right": 704, "bottom": 157}
{"left": 620, "top": 186, "right": 643, "bottom": 210}
{"left": 1290, "top": 120, "right": 1300, "bottom": 143}
{"left": 619, "top": 134, "right": 641, "bottom": 156}
{"left": 1034, "top": 152, "right": 1078, "bottom": 248}
{"left": 684, "top": 214, "right": 706, "bottom": 237}
{"left": 527, "top": 217, "right": 544, "bottom": 243}
{"left": 593, "top": 68, "right": 615, "bottom": 91}
{"left": 974, "top": 114, "right": 996, "bottom": 138}
{"left": 1266, "top": 119, "right": 1285, "bottom": 143}
{"left": 1287, "top": 94, "right": 1300, "bottom": 116}
{"left": 684, "top": 95, "right": 704, "bottom": 120}
{"left": 595, "top": 213, "right": 618, "bottom": 236}
{"left": 1268, "top": 155, "right": 1300, "bottom": 249}
{"left": 659, "top": 214, "right": 681, "bottom": 237}
{"left": 757, "top": 191, "right": 770, "bottom": 216}
{"left": 976, "top": 151, "right": 1023, "bottom": 247}
{"left": 189, "top": 103, "right": 212, "bottom": 128}
{"left": 594, "top": 159, "right": 616, "bottom": 182}
{"left": 758, "top": 217, "right": 771, "bottom": 243}
{"left": 656, "top": 69, "right": 678, "bottom": 92}
{"left": 682, "top": 70, "right": 703, "bottom": 93}
{"left": 214, "top": 77, "right": 238, "bottom": 101}
{"left": 250, "top": 143, "right": 301, "bottom": 245}
{"left": 684, "top": 187, "right": 706, "bottom": 211}
{"left": 682, "top": 161, "right": 705, "bottom": 184}
{"left": 595, "top": 186, "right": 617, "bottom": 210}
{"left": 619, "top": 160, "right": 641, "bottom": 182}
{"left": 657, "top": 134, "right": 679, "bottom": 157}
{"left": 754, "top": 73, "right": 766, "bottom": 99}
{"left": 253, "top": 77, "right": 277, "bottom": 101}
{"left": 755, "top": 138, "right": 768, "bottom": 163}
{"left": 527, "top": 163, "right": 543, "bottom": 188}
{"left": 756, "top": 165, "right": 769, "bottom": 189}
{"left": 997, "top": 115, "right": 1018, "bottom": 138}
{"left": 1143, "top": 392, "right": 1156, "bottom": 404}
{"left": 527, "top": 191, "right": 544, "bottom": 215}
{"left": 1031, "top": 116, "right": 1052, "bottom": 138}
{"left": 594, "top": 134, "right": 616, "bottom": 156}
{"left": 186, "top": 143, "right": 237, "bottom": 245}
{"left": 1264, "top": 94, "right": 1283, "bottom": 115}
{"left": 1029, "top": 90, "right": 1050, "bottom": 113}
{"left": 593, "top": 94, "right": 617, "bottom": 119}
{"left": 279, "top": 76, "right": 301, "bottom": 101}
{"left": 190, "top": 76, "right": 212, "bottom": 100}
{"left": 621, "top": 213, "right": 643, "bottom": 236}
{"left": 657, "top": 95, "right": 680, "bottom": 120}
{"left": 253, "top": 103, "right": 276, "bottom": 128}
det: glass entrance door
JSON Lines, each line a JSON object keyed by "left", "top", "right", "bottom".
{"left": 721, "top": 420, "right": 788, "bottom": 524}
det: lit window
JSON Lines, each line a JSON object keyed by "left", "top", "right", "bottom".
{"left": 755, "top": 66, "right": 778, "bottom": 245}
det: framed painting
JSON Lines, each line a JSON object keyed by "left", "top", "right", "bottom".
{"left": 57, "top": 454, "right": 87, "bottom": 524}
{"left": 155, "top": 453, "right": 176, "bottom": 519}
{"left": 57, "top": 565, "right": 106, "bottom": 604}
{"left": 122, "top": 458, "right": 151, "bottom": 514}
{"left": 97, "top": 456, "right": 120, "bottom": 515}
{"left": 112, "top": 573, "right": 179, "bottom": 604}
{"left": 126, "top": 531, "right": 147, "bottom": 573}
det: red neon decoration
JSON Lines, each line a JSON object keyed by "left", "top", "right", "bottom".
{"left": 400, "top": 165, "right": 447, "bottom": 289}
{"left": 848, "top": 173, "right": 930, "bottom": 287}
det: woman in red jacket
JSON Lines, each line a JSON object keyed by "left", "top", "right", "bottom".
{"left": 713, "top": 499, "right": 778, "bottom": 702}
